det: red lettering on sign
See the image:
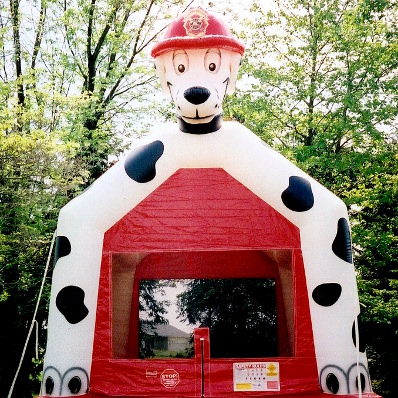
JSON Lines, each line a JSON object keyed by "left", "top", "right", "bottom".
{"left": 161, "top": 369, "right": 180, "bottom": 388}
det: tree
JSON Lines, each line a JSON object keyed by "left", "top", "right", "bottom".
{"left": 225, "top": 1, "right": 397, "bottom": 396}
{"left": 139, "top": 280, "right": 170, "bottom": 358}
{"left": 57, "top": 0, "right": 197, "bottom": 185}
{"left": 1, "top": 2, "right": 87, "bottom": 394}
{"left": 177, "top": 279, "right": 278, "bottom": 358}
{"left": 348, "top": 144, "right": 398, "bottom": 397}
{"left": 0, "top": 132, "right": 84, "bottom": 397}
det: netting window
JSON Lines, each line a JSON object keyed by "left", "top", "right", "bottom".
{"left": 111, "top": 250, "right": 294, "bottom": 359}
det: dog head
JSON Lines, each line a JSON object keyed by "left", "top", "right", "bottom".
{"left": 154, "top": 48, "right": 241, "bottom": 126}
{"left": 152, "top": 8, "right": 244, "bottom": 133}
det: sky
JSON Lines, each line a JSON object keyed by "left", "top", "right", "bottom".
{"left": 152, "top": 282, "right": 195, "bottom": 333}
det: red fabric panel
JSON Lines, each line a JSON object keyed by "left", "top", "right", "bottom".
{"left": 102, "top": 169, "right": 300, "bottom": 252}
{"left": 292, "top": 249, "right": 316, "bottom": 357}
{"left": 38, "top": 392, "right": 383, "bottom": 397}
{"left": 90, "top": 359, "right": 197, "bottom": 396}
{"left": 208, "top": 358, "right": 319, "bottom": 396}
{"left": 130, "top": 251, "right": 280, "bottom": 279}
{"left": 194, "top": 328, "right": 210, "bottom": 396}
{"left": 90, "top": 358, "right": 321, "bottom": 397}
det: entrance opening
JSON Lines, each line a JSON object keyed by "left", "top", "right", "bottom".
{"left": 111, "top": 250, "right": 294, "bottom": 360}
{"left": 139, "top": 278, "right": 277, "bottom": 359}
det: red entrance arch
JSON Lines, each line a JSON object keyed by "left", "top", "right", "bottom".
{"left": 90, "top": 168, "right": 319, "bottom": 396}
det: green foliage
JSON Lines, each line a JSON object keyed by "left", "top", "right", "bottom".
{"left": 177, "top": 279, "right": 278, "bottom": 358}
{"left": 0, "top": 131, "right": 83, "bottom": 397}
{"left": 139, "top": 280, "right": 171, "bottom": 358}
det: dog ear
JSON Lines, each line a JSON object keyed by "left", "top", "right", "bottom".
{"left": 154, "top": 56, "right": 172, "bottom": 100}
{"left": 226, "top": 53, "right": 242, "bottom": 95}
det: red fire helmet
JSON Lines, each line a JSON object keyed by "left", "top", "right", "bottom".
{"left": 151, "top": 7, "right": 245, "bottom": 58}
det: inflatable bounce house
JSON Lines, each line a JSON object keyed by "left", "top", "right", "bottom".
{"left": 39, "top": 7, "right": 381, "bottom": 398}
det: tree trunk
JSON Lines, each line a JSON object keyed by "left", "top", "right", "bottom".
{"left": 9, "top": 0, "right": 25, "bottom": 131}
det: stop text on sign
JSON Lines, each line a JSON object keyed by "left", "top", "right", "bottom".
{"left": 161, "top": 369, "right": 180, "bottom": 388}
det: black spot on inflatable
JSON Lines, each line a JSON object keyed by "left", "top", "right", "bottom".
{"left": 352, "top": 316, "right": 366, "bottom": 352}
{"left": 45, "top": 376, "right": 54, "bottom": 395}
{"left": 68, "top": 376, "right": 82, "bottom": 394}
{"left": 326, "top": 373, "right": 339, "bottom": 394}
{"left": 281, "top": 176, "right": 314, "bottom": 212}
{"left": 53, "top": 236, "right": 71, "bottom": 266}
{"left": 356, "top": 373, "right": 366, "bottom": 391}
{"left": 56, "top": 286, "right": 89, "bottom": 324}
{"left": 124, "top": 140, "right": 164, "bottom": 183}
{"left": 312, "top": 283, "right": 342, "bottom": 306}
{"left": 332, "top": 218, "right": 353, "bottom": 263}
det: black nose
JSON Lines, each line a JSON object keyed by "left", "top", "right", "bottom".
{"left": 183, "top": 86, "right": 211, "bottom": 105}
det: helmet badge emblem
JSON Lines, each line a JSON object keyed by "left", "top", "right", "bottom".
{"left": 183, "top": 8, "right": 209, "bottom": 37}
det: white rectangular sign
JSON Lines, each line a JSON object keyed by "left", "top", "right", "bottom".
{"left": 233, "top": 362, "right": 280, "bottom": 392}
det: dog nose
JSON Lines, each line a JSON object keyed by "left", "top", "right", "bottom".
{"left": 184, "top": 86, "right": 211, "bottom": 105}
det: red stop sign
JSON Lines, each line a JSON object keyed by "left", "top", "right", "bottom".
{"left": 161, "top": 369, "right": 180, "bottom": 388}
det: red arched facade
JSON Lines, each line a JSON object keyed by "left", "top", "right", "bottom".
{"left": 90, "top": 168, "right": 319, "bottom": 396}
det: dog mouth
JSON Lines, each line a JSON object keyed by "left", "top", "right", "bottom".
{"left": 180, "top": 114, "right": 217, "bottom": 125}
{"left": 182, "top": 113, "right": 216, "bottom": 121}
{"left": 179, "top": 108, "right": 220, "bottom": 122}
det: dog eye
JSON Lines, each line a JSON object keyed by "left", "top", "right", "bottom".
{"left": 173, "top": 51, "right": 189, "bottom": 75}
{"left": 205, "top": 49, "right": 221, "bottom": 73}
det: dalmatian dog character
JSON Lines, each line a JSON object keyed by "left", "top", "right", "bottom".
{"left": 152, "top": 7, "right": 244, "bottom": 134}
{"left": 39, "top": 7, "right": 381, "bottom": 397}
